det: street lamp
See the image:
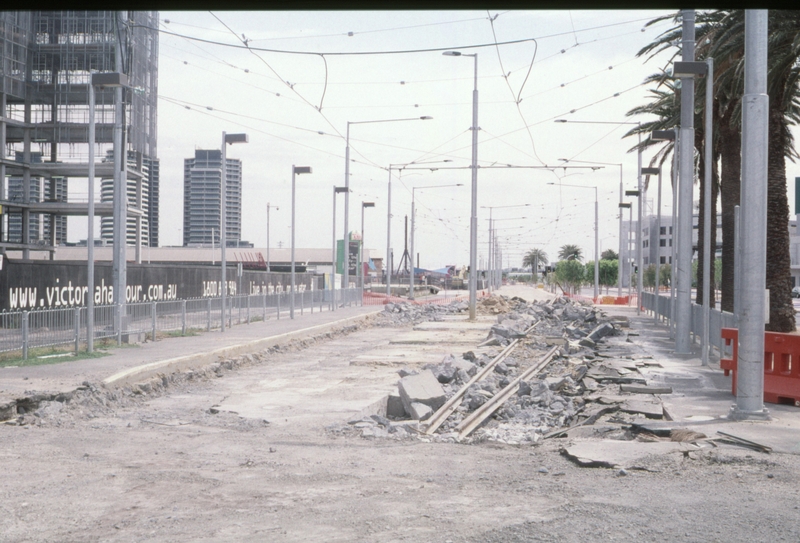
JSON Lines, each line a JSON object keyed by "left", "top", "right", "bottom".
{"left": 548, "top": 181, "right": 599, "bottom": 299}
{"left": 361, "top": 201, "right": 375, "bottom": 291}
{"left": 87, "top": 71, "right": 127, "bottom": 352}
{"left": 480, "top": 204, "right": 530, "bottom": 292}
{"left": 444, "top": 49, "right": 479, "bottom": 320}
{"left": 220, "top": 132, "right": 248, "bottom": 332}
{"left": 266, "top": 202, "right": 278, "bottom": 273}
{"left": 558, "top": 158, "right": 624, "bottom": 297}
{"left": 344, "top": 117, "right": 432, "bottom": 298}
{"left": 554, "top": 120, "right": 642, "bottom": 310}
{"left": 332, "top": 186, "right": 348, "bottom": 311}
{"left": 619, "top": 201, "right": 633, "bottom": 301}
{"left": 410, "top": 183, "right": 463, "bottom": 300}
{"left": 386, "top": 160, "right": 450, "bottom": 296}
{"left": 291, "top": 165, "right": 312, "bottom": 319}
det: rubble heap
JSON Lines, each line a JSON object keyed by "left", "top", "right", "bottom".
{"left": 347, "top": 295, "right": 675, "bottom": 445}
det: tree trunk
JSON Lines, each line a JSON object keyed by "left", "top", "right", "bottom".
{"left": 718, "top": 104, "right": 741, "bottom": 314}
{"left": 765, "top": 105, "right": 796, "bottom": 332}
{"left": 695, "top": 128, "right": 706, "bottom": 306}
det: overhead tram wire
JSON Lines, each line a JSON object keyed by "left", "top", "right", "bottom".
{"left": 137, "top": 14, "right": 661, "bottom": 56}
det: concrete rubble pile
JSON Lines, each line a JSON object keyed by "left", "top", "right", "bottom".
{"left": 376, "top": 300, "right": 469, "bottom": 326}
{"left": 350, "top": 295, "right": 674, "bottom": 445}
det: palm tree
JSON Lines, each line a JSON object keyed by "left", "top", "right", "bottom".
{"left": 522, "top": 248, "right": 548, "bottom": 279}
{"left": 558, "top": 244, "right": 583, "bottom": 262}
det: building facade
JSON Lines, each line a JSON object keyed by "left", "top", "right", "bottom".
{"left": 0, "top": 10, "right": 159, "bottom": 257}
{"left": 183, "top": 150, "right": 243, "bottom": 247}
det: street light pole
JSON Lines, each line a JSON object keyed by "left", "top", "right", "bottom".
{"left": 290, "top": 165, "right": 312, "bottom": 319}
{"left": 220, "top": 132, "right": 248, "bottom": 332}
{"left": 344, "top": 117, "right": 432, "bottom": 301}
{"left": 332, "top": 186, "right": 347, "bottom": 311}
{"left": 361, "top": 201, "right": 374, "bottom": 292}
{"left": 444, "top": 50, "right": 479, "bottom": 320}
{"left": 481, "top": 203, "right": 530, "bottom": 293}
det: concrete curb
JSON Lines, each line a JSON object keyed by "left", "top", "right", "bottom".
{"left": 103, "top": 310, "right": 382, "bottom": 388}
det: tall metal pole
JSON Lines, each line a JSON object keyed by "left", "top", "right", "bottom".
{"left": 636, "top": 133, "right": 643, "bottom": 315}
{"left": 291, "top": 165, "right": 297, "bottom": 319}
{"left": 628, "top": 206, "right": 633, "bottom": 301}
{"left": 618, "top": 165, "right": 623, "bottom": 297}
{"left": 87, "top": 82, "right": 96, "bottom": 353}
{"left": 266, "top": 202, "right": 277, "bottom": 273}
{"left": 731, "top": 9, "right": 769, "bottom": 419}
{"left": 675, "top": 9, "right": 696, "bottom": 354}
{"left": 593, "top": 187, "right": 599, "bottom": 300}
{"left": 344, "top": 123, "right": 351, "bottom": 295}
{"left": 701, "top": 58, "right": 714, "bottom": 366}
{"left": 410, "top": 191, "right": 416, "bottom": 300}
{"left": 220, "top": 132, "right": 228, "bottom": 331}
{"left": 488, "top": 211, "right": 493, "bottom": 292}
{"left": 112, "top": 13, "right": 127, "bottom": 344}
{"left": 468, "top": 53, "right": 479, "bottom": 319}
{"left": 670, "top": 132, "right": 680, "bottom": 339}
{"left": 655, "top": 170, "right": 662, "bottom": 325}
{"left": 386, "top": 167, "right": 392, "bottom": 296}
{"left": 332, "top": 189, "right": 337, "bottom": 311}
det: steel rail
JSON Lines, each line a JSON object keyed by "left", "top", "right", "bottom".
{"left": 456, "top": 344, "right": 560, "bottom": 439}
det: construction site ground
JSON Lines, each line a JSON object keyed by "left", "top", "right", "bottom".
{"left": 2, "top": 285, "right": 800, "bottom": 543}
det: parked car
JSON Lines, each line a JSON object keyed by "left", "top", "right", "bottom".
{"left": 792, "top": 286, "right": 800, "bottom": 298}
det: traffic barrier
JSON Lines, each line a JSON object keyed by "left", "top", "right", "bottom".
{"left": 720, "top": 328, "right": 800, "bottom": 406}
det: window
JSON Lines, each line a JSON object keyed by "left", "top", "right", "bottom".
{"left": 669, "top": 227, "right": 673, "bottom": 234}
{"left": 660, "top": 239, "right": 667, "bottom": 247}
{"left": 660, "top": 256, "right": 666, "bottom": 264}
{"left": 669, "top": 239, "right": 673, "bottom": 247}
{"left": 660, "top": 226, "right": 667, "bottom": 235}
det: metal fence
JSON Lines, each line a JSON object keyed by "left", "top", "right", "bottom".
{"left": 641, "top": 290, "right": 736, "bottom": 359}
{"left": 0, "top": 286, "right": 363, "bottom": 359}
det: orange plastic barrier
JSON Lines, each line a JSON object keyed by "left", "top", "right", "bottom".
{"left": 721, "top": 328, "right": 800, "bottom": 406}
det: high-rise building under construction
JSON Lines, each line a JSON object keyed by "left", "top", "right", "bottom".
{"left": 0, "top": 10, "right": 159, "bottom": 257}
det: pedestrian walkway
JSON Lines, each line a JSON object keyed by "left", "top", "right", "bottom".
{"left": 0, "top": 304, "right": 381, "bottom": 409}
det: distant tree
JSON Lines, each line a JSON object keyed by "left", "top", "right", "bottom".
{"left": 643, "top": 264, "right": 657, "bottom": 289}
{"left": 599, "top": 259, "right": 619, "bottom": 294}
{"left": 555, "top": 259, "right": 585, "bottom": 295}
{"left": 601, "top": 249, "right": 618, "bottom": 261}
{"left": 558, "top": 244, "right": 583, "bottom": 262}
{"left": 522, "top": 248, "right": 548, "bottom": 281}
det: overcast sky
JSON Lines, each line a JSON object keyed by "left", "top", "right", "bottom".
{"left": 94, "top": 9, "right": 797, "bottom": 270}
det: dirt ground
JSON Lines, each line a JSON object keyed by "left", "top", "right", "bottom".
{"left": 3, "top": 300, "right": 800, "bottom": 542}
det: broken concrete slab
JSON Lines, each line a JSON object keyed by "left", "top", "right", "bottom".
{"left": 387, "top": 394, "right": 406, "bottom": 418}
{"left": 398, "top": 370, "right": 446, "bottom": 415}
{"left": 587, "top": 322, "right": 616, "bottom": 342}
{"left": 620, "top": 384, "right": 673, "bottom": 395}
{"left": 409, "top": 402, "right": 433, "bottom": 420}
{"left": 563, "top": 439, "right": 699, "bottom": 468}
{"left": 620, "top": 399, "right": 664, "bottom": 419}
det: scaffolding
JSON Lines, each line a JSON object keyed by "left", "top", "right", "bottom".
{"left": 0, "top": 10, "right": 159, "bottom": 259}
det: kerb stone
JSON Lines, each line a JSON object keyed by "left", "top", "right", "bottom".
{"left": 398, "top": 370, "right": 446, "bottom": 415}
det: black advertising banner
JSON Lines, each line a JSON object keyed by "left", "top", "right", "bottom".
{"left": 348, "top": 241, "right": 360, "bottom": 277}
{"left": 0, "top": 260, "right": 322, "bottom": 311}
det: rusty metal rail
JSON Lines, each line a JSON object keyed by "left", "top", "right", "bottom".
{"left": 423, "top": 321, "right": 540, "bottom": 435}
{"left": 456, "top": 344, "right": 560, "bottom": 439}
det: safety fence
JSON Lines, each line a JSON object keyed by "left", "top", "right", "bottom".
{"left": 0, "top": 287, "right": 363, "bottom": 359}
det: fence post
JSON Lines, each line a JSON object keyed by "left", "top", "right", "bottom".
{"left": 151, "top": 301, "right": 157, "bottom": 342}
{"left": 207, "top": 297, "right": 212, "bottom": 332}
{"left": 301, "top": 289, "right": 305, "bottom": 316}
{"left": 117, "top": 304, "right": 122, "bottom": 346}
{"left": 247, "top": 295, "right": 251, "bottom": 324}
{"left": 74, "top": 307, "right": 81, "bottom": 355}
{"left": 277, "top": 291, "right": 281, "bottom": 320}
{"left": 22, "top": 311, "right": 29, "bottom": 360}
{"left": 182, "top": 300, "right": 187, "bottom": 336}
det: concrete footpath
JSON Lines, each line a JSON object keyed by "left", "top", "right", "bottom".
{"left": 0, "top": 304, "right": 381, "bottom": 410}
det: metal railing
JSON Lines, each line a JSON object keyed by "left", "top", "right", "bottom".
{"left": 640, "top": 290, "right": 736, "bottom": 359}
{"left": 0, "top": 286, "right": 364, "bottom": 359}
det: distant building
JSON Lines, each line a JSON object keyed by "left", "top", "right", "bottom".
{"left": 183, "top": 150, "right": 243, "bottom": 247}
{"left": 0, "top": 11, "right": 160, "bottom": 257}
